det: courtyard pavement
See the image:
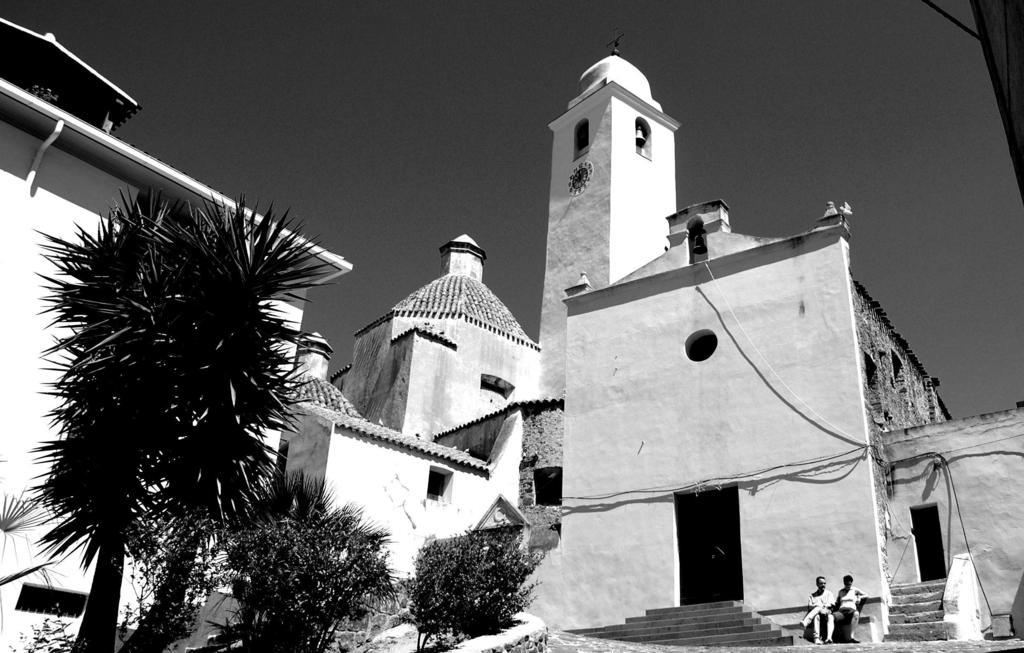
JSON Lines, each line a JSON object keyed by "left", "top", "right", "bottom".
{"left": 547, "top": 631, "right": 1024, "bottom": 653}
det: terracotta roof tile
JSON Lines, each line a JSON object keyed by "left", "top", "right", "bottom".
{"left": 356, "top": 274, "right": 538, "bottom": 350}
{"left": 392, "top": 325, "right": 458, "bottom": 349}
{"left": 432, "top": 397, "right": 564, "bottom": 439}
{"left": 294, "top": 377, "right": 360, "bottom": 418}
{"left": 297, "top": 402, "right": 490, "bottom": 473}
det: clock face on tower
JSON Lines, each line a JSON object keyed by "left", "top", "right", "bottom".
{"left": 568, "top": 161, "right": 594, "bottom": 197}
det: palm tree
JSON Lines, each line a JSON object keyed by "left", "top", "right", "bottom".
{"left": 0, "top": 493, "right": 52, "bottom": 603}
{"left": 37, "top": 195, "right": 327, "bottom": 652}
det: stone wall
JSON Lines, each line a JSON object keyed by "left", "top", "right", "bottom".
{"left": 451, "top": 613, "right": 547, "bottom": 653}
{"left": 852, "top": 280, "right": 948, "bottom": 431}
{"left": 852, "top": 280, "right": 949, "bottom": 588}
{"left": 518, "top": 404, "right": 563, "bottom": 551}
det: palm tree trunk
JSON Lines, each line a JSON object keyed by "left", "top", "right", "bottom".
{"left": 75, "top": 543, "right": 124, "bottom": 653}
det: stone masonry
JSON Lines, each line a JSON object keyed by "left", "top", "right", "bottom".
{"left": 518, "top": 404, "right": 564, "bottom": 552}
{"left": 853, "top": 280, "right": 948, "bottom": 433}
{"left": 852, "top": 280, "right": 950, "bottom": 585}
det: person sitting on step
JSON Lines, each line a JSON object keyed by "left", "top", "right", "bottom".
{"left": 800, "top": 575, "right": 835, "bottom": 644}
{"left": 833, "top": 574, "right": 868, "bottom": 643}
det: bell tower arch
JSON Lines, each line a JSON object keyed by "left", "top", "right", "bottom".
{"left": 538, "top": 54, "right": 680, "bottom": 395}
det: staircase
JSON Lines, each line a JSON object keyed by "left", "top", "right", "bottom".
{"left": 887, "top": 579, "right": 952, "bottom": 641}
{"left": 567, "top": 600, "right": 798, "bottom": 647}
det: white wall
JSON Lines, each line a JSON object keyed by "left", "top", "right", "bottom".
{"left": 289, "top": 410, "right": 523, "bottom": 576}
{"left": 607, "top": 95, "right": 675, "bottom": 283}
{"left": 0, "top": 118, "right": 138, "bottom": 649}
{"left": 537, "top": 230, "right": 885, "bottom": 629}
{"left": 0, "top": 113, "right": 323, "bottom": 648}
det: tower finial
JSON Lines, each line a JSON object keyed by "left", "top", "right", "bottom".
{"left": 606, "top": 28, "right": 624, "bottom": 56}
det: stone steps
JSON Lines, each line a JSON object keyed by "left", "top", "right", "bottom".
{"left": 886, "top": 580, "right": 948, "bottom": 642}
{"left": 890, "top": 609, "right": 945, "bottom": 624}
{"left": 890, "top": 579, "right": 946, "bottom": 596}
{"left": 567, "top": 601, "right": 795, "bottom": 647}
{"left": 887, "top": 621, "right": 955, "bottom": 641}
{"left": 592, "top": 622, "right": 775, "bottom": 643}
{"left": 645, "top": 600, "right": 745, "bottom": 615}
{"left": 895, "top": 599, "right": 944, "bottom": 613}
{"left": 581, "top": 615, "right": 761, "bottom": 637}
{"left": 893, "top": 590, "right": 944, "bottom": 604}
{"left": 625, "top": 608, "right": 753, "bottom": 626}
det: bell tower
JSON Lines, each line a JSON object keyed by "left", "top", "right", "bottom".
{"left": 538, "top": 54, "right": 680, "bottom": 395}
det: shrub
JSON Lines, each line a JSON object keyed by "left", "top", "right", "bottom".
{"left": 14, "top": 617, "right": 75, "bottom": 653}
{"left": 118, "top": 513, "right": 223, "bottom": 652}
{"left": 408, "top": 529, "right": 542, "bottom": 650}
{"left": 221, "top": 477, "right": 393, "bottom": 653}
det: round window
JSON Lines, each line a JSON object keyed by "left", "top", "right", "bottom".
{"left": 685, "top": 329, "right": 718, "bottom": 362}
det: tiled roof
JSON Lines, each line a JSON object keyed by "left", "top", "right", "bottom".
{"left": 392, "top": 325, "right": 458, "bottom": 350}
{"left": 294, "top": 376, "right": 361, "bottom": 418}
{"left": 299, "top": 402, "right": 490, "bottom": 473}
{"left": 432, "top": 397, "right": 564, "bottom": 439}
{"left": 328, "top": 363, "right": 351, "bottom": 383}
{"left": 356, "top": 274, "right": 539, "bottom": 350}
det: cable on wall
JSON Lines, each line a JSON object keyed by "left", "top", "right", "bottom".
{"left": 701, "top": 261, "right": 864, "bottom": 444}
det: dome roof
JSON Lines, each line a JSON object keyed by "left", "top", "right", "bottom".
{"left": 573, "top": 55, "right": 658, "bottom": 108}
{"left": 373, "top": 274, "right": 536, "bottom": 348}
{"left": 295, "top": 376, "right": 361, "bottom": 417}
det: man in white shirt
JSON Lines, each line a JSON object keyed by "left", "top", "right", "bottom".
{"left": 834, "top": 574, "right": 869, "bottom": 643}
{"left": 800, "top": 576, "right": 835, "bottom": 644}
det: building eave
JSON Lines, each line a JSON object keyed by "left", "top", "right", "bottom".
{"left": 565, "top": 220, "right": 850, "bottom": 315}
{"left": 298, "top": 402, "right": 491, "bottom": 474}
{"left": 0, "top": 77, "right": 351, "bottom": 281}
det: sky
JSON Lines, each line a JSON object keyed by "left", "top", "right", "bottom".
{"left": 5, "top": 1, "right": 1022, "bottom": 419}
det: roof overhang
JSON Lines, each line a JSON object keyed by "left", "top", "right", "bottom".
{"left": 0, "top": 77, "right": 351, "bottom": 282}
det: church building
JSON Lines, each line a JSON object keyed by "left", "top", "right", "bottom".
{"left": 4, "top": 12, "right": 1021, "bottom": 644}
{"left": 289, "top": 51, "right": 1024, "bottom": 644}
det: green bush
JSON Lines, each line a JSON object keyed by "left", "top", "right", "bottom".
{"left": 408, "top": 529, "right": 542, "bottom": 650}
{"left": 221, "top": 476, "right": 394, "bottom": 653}
{"left": 15, "top": 617, "right": 75, "bottom": 653}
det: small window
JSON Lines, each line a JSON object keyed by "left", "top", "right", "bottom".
{"left": 534, "top": 467, "right": 563, "bottom": 506}
{"left": 635, "top": 117, "right": 651, "bottom": 159}
{"left": 685, "top": 329, "right": 718, "bottom": 362}
{"left": 687, "top": 219, "right": 708, "bottom": 263}
{"left": 891, "top": 351, "right": 903, "bottom": 385}
{"left": 426, "top": 467, "right": 452, "bottom": 502}
{"left": 574, "top": 119, "right": 589, "bottom": 158}
{"left": 480, "top": 374, "right": 514, "bottom": 399}
{"left": 864, "top": 353, "right": 878, "bottom": 389}
{"left": 15, "top": 584, "right": 88, "bottom": 617}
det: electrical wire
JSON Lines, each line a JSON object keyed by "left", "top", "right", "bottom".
{"left": 564, "top": 443, "right": 867, "bottom": 501}
{"left": 934, "top": 431, "right": 1024, "bottom": 457}
{"left": 889, "top": 530, "right": 916, "bottom": 581}
{"left": 916, "top": 0, "right": 980, "bottom": 39}
{"left": 701, "top": 261, "right": 864, "bottom": 444}
{"left": 935, "top": 453, "right": 994, "bottom": 617}
{"left": 886, "top": 451, "right": 995, "bottom": 617}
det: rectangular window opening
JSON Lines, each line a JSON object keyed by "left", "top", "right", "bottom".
{"left": 426, "top": 467, "right": 453, "bottom": 503}
{"left": 480, "top": 374, "right": 514, "bottom": 399}
{"left": 533, "top": 467, "right": 562, "bottom": 506}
